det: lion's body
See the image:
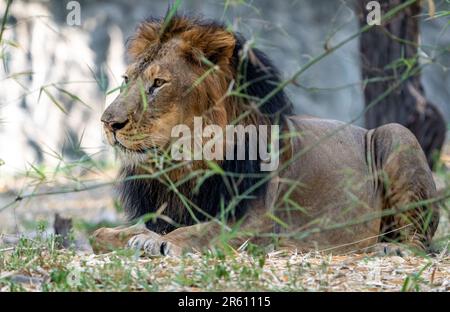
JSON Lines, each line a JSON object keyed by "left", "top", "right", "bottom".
{"left": 92, "top": 16, "right": 439, "bottom": 256}
{"left": 266, "top": 116, "right": 439, "bottom": 252}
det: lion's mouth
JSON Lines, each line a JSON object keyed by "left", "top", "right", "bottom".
{"left": 110, "top": 133, "right": 145, "bottom": 154}
{"left": 112, "top": 135, "right": 162, "bottom": 156}
{"left": 113, "top": 140, "right": 148, "bottom": 154}
{"left": 114, "top": 140, "right": 132, "bottom": 152}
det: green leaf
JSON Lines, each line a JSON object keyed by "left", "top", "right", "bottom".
{"left": 40, "top": 87, "right": 68, "bottom": 114}
{"left": 266, "top": 212, "right": 289, "bottom": 229}
{"left": 87, "top": 64, "right": 108, "bottom": 93}
{"left": 184, "top": 65, "right": 217, "bottom": 95}
{"left": 2, "top": 39, "right": 19, "bottom": 48}
{"left": 0, "top": 0, "right": 13, "bottom": 45}
{"left": 53, "top": 85, "right": 92, "bottom": 109}
{"left": 137, "top": 79, "right": 148, "bottom": 112}
{"left": 28, "top": 163, "right": 46, "bottom": 180}
{"left": 160, "top": 0, "right": 182, "bottom": 36}
{"left": 106, "top": 84, "right": 122, "bottom": 95}
{"left": 206, "top": 161, "right": 225, "bottom": 175}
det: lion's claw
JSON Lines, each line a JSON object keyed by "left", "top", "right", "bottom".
{"left": 127, "top": 233, "right": 181, "bottom": 257}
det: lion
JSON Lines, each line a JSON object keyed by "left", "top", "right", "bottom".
{"left": 92, "top": 16, "right": 440, "bottom": 257}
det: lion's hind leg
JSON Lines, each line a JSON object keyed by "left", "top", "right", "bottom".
{"left": 372, "top": 124, "right": 440, "bottom": 253}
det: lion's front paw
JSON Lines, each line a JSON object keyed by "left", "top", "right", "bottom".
{"left": 127, "top": 233, "right": 181, "bottom": 257}
{"left": 90, "top": 227, "right": 123, "bottom": 254}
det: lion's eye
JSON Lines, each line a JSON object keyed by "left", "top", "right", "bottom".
{"left": 147, "top": 79, "right": 167, "bottom": 95}
{"left": 153, "top": 78, "right": 166, "bottom": 88}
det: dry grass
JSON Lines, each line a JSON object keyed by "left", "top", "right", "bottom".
{"left": 1, "top": 245, "right": 449, "bottom": 292}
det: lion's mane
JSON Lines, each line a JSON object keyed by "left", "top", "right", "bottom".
{"left": 119, "top": 16, "right": 293, "bottom": 233}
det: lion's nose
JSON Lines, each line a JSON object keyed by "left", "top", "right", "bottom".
{"left": 101, "top": 103, "right": 130, "bottom": 132}
{"left": 101, "top": 117, "right": 129, "bottom": 132}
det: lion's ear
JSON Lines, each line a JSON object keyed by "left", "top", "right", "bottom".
{"left": 180, "top": 27, "right": 236, "bottom": 66}
{"left": 128, "top": 22, "right": 160, "bottom": 60}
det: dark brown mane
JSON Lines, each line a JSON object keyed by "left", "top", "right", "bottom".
{"left": 120, "top": 16, "right": 293, "bottom": 233}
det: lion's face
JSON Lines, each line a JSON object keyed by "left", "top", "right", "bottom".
{"left": 101, "top": 19, "right": 236, "bottom": 166}
{"left": 101, "top": 42, "right": 195, "bottom": 161}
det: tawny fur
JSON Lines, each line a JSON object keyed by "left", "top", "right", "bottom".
{"left": 94, "top": 16, "right": 440, "bottom": 256}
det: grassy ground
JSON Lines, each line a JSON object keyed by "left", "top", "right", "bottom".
{"left": 0, "top": 197, "right": 449, "bottom": 292}
{"left": 0, "top": 144, "right": 449, "bottom": 292}
{"left": 1, "top": 235, "right": 449, "bottom": 292}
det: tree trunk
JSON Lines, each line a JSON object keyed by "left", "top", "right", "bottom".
{"left": 358, "top": 0, "right": 446, "bottom": 169}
